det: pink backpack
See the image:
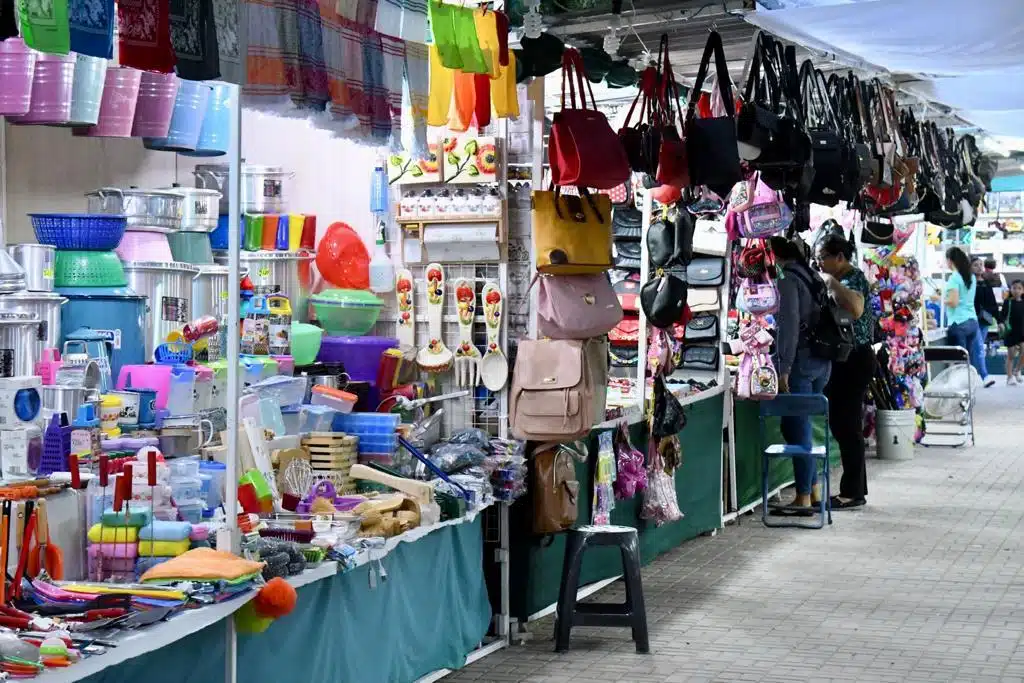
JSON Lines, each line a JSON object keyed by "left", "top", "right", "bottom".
{"left": 737, "top": 173, "right": 793, "bottom": 238}
{"left": 735, "top": 351, "right": 778, "bottom": 400}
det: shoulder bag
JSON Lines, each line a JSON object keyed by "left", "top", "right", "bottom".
{"left": 655, "top": 34, "right": 689, "bottom": 189}
{"left": 647, "top": 209, "right": 695, "bottom": 269}
{"left": 641, "top": 272, "right": 688, "bottom": 329}
{"left": 800, "top": 61, "right": 845, "bottom": 205}
{"left": 532, "top": 444, "right": 579, "bottom": 535}
{"left": 617, "top": 66, "right": 661, "bottom": 175}
{"left": 533, "top": 187, "right": 613, "bottom": 274}
{"left": 536, "top": 273, "right": 623, "bottom": 339}
{"left": 686, "top": 257, "right": 725, "bottom": 287}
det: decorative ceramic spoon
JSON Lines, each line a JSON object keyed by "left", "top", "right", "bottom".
{"left": 452, "top": 277, "right": 481, "bottom": 387}
{"left": 395, "top": 269, "right": 415, "bottom": 353}
{"left": 480, "top": 281, "right": 508, "bottom": 391}
{"left": 416, "top": 262, "right": 454, "bottom": 373}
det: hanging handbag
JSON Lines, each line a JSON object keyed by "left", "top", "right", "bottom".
{"left": 800, "top": 61, "right": 846, "bottom": 205}
{"left": 861, "top": 218, "right": 895, "bottom": 245}
{"left": 549, "top": 49, "right": 630, "bottom": 189}
{"left": 734, "top": 239, "right": 775, "bottom": 279}
{"left": 646, "top": 209, "right": 695, "bottom": 269}
{"left": 684, "top": 313, "right": 719, "bottom": 341}
{"left": 738, "top": 274, "right": 779, "bottom": 315}
{"left": 613, "top": 274, "right": 641, "bottom": 311}
{"left": 681, "top": 344, "right": 720, "bottom": 371}
{"left": 609, "top": 345, "right": 639, "bottom": 367}
{"left": 687, "top": 287, "right": 720, "bottom": 313}
{"left": 655, "top": 35, "right": 689, "bottom": 189}
{"left": 612, "top": 422, "right": 647, "bottom": 500}
{"left": 831, "top": 73, "right": 875, "bottom": 193}
{"left": 612, "top": 205, "right": 643, "bottom": 240}
{"left": 641, "top": 272, "right": 688, "bottom": 329}
{"left": 685, "top": 257, "right": 725, "bottom": 287}
{"left": 683, "top": 30, "right": 742, "bottom": 197}
{"left": 651, "top": 374, "right": 686, "bottom": 439}
{"left": 608, "top": 316, "right": 640, "bottom": 346}
{"left": 536, "top": 273, "right": 623, "bottom": 339}
{"left": 533, "top": 188, "right": 613, "bottom": 274}
{"left": 618, "top": 66, "right": 661, "bottom": 175}
{"left": 736, "top": 172, "right": 793, "bottom": 238}
{"left": 510, "top": 339, "right": 595, "bottom": 441}
{"left": 532, "top": 444, "right": 579, "bottom": 535}
{"left": 736, "top": 352, "right": 778, "bottom": 400}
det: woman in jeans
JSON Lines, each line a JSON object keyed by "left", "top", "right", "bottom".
{"left": 769, "top": 237, "right": 831, "bottom": 515}
{"left": 946, "top": 247, "right": 994, "bottom": 387}
{"left": 815, "top": 235, "right": 875, "bottom": 509}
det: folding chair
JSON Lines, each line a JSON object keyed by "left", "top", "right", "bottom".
{"left": 920, "top": 345, "right": 975, "bottom": 448}
{"left": 759, "top": 393, "right": 832, "bottom": 529}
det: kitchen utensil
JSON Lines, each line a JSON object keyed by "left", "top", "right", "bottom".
{"left": 63, "top": 330, "right": 116, "bottom": 392}
{"left": 74, "top": 66, "right": 140, "bottom": 137}
{"left": 143, "top": 79, "right": 212, "bottom": 152}
{"left": 27, "top": 499, "right": 62, "bottom": 580}
{"left": 395, "top": 268, "right": 415, "bottom": 353}
{"left": 132, "top": 72, "right": 179, "bottom": 138}
{"left": 164, "top": 187, "right": 221, "bottom": 232}
{"left": 54, "top": 250, "right": 127, "bottom": 287}
{"left": 309, "top": 289, "right": 384, "bottom": 337}
{"left": 7, "top": 244, "right": 55, "bottom": 292}
{"left": 416, "top": 263, "right": 453, "bottom": 373}
{"left": 0, "top": 292, "right": 64, "bottom": 363}
{"left": 0, "top": 39, "right": 36, "bottom": 117}
{"left": 12, "top": 500, "right": 35, "bottom": 600}
{"left": 452, "top": 277, "right": 480, "bottom": 388}
{"left": 41, "top": 386, "right": 97, "bottom": 423}
{"left": 480, "top": 281, "right": 508, "bottom": 391}
{"left": 179, "top": 81, "right": 234, "bottom": 157}
{"left": 9, "top": 53, "right": 74, "bottom": 125}
{"left": 85, "top": 187, "right": 183, "bottom": 232}
{"left": 30, "top": 214, "right": 126, "bottom": 251}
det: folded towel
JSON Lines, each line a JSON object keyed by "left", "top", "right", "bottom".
{"left": 88, "top": 525, "right": 139, "bottom": 544}
{"left": 189, "top": 524, "right": 209, "bottom": 541}
{"left": 141, "top": 547, "right": 265, "bottom": 583}
{"left": 101, "top": 507, "right": 152, "bottom": 528}
{"left": 88, "top": 543, "right": 138, "bottom": 559}
{"left": 137, "top": 539, "right": 191, "bottom": 557}
{"left": 138, "top": 521, "right": 192, "bottom": 542}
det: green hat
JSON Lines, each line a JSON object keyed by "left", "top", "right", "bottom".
{"left": 580, "top": 46, "right": 612, "bottom": 84}
{"left": 605, "top": 60, "right": 638, "bottom": 88}
{"left": 519, "top": 32, "right": 565, "bottom": 79}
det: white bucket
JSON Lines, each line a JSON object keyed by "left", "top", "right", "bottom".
{"left": 877, "top": 409, "right": 916, "bottom": 461}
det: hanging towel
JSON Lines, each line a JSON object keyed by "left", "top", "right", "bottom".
{"left": 494, "top": 9, "right": 508, "bottom": 66}
{"left": 362, "top": 29, "right": 390, "bottom": 142}
{"left": 243, "top": 0, "right": 291, "bottom": 110}
{"left": 380, "top": 34, "right": 405, "bottom": 150}
{"left": 18, "top": 0, "right": 71, "bottom": 54}
{"left": 374, "top": 0, "right": 401, "bottom": 38}
{"left": 293, "top": 0, "right": 329, "bottom": 112}
{"left": 211, "top": 0, "right": 240, "bottom": 84}
{"left": 170, "top": 0, "right": 220, "bottom": 81}
{"left": 426, "top": 44, "right": 452, "bottom": 128}
{"left": 473, "top": 8, "right": 499, "bottom": 78}
{"left": 327, "top": 16, "right": 364, "bottom": 132}
{"left": 68, "top": 0, "right": 114, "bottom": 57}
{"left": 492, "top": 49, "right": 519, "bottom": 119}
{"left": 450, "top": 69, "right": 475, "bottom": 132}
{"left": 473, "top": 73, "right": 491, "bottom": 128}
{"left": 427, "top": 0, "right": 460, "bottom": 69}
{"left": 451, "top": 5, "right": 486, "bottom": 74}
{"left": 404, "top": 40, "right": 429, "bottom": 157}
{"left": 0, "top": 0, "right": 17, "bottom": 40}
{"left": 118, "top": 0, "right": 176, "bottom": 72}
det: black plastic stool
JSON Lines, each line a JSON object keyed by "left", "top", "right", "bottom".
{"left": 554, "top": 525, "right": 649, "bottom": 654}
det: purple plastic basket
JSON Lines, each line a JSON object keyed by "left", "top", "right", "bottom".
{"left": 316, "top": 336, "right": 398, "bottom": 382}
{"left": 39, "top": 413, "right": 72, "bottom": 477}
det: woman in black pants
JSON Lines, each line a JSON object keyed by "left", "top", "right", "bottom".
{"left": 815, "top": 234, "right": 876, "bottom": 509}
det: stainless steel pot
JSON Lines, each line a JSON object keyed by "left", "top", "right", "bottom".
{"left": 6, "top": 244, "right": 54, "bottom": 292}
{"left": 164, "top": 186, "right": 221, "bottom": 232}
{"left": 41, "top": 385, "right": 99, "bottom": 422}
{"left": 0, "top": 311, "right": 42, "bottom": 377}
{"left": 192, "top": 265, "right": 230, "bottom": 321}
{"left": 122, "top": 261, "right": 200, "bottom": 359}
{"left": 0, "top": 290, "right": 66, "bottom": 362}
{"left": 215, "top": 251, "right": 315, "bottom": 322}
{"left": 194, "top": 163, "right": 292, "bottom": 214}
{"left": 86, "top": 187, "right": 184, "bottom": 232}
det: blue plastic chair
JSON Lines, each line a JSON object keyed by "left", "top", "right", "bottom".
{"left": 759, "top": 393, "right": 832, "bottom": 529}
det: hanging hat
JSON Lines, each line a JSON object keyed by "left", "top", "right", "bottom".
{"left": 580, "top": 46, "right": 612, "bottom": 83}
{"left": 519, "top": 32, "right": 565, "bottom": 79}
{"left": 605, "top": 60, "right": 638, "bottom": 88}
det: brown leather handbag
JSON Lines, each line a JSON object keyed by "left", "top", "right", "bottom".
{"left": 533, "top": 444, "right": 579, "bottom": 535}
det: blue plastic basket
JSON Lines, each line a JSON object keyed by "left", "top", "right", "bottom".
{"left": 154, "top": 342, "right": 193, "bottom": 365}
{"left": 30, "top": 213, "right": 127, "bottom": 250}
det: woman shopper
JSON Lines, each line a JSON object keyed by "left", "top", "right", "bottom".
{"left": 769, "top": 236, "right": 831, "bottom": 515}
{"left": 946, "top": 247, "right": 995, "bottom": 387}
{"left": 815, "top": 234, "right": 875, "bottom": 510}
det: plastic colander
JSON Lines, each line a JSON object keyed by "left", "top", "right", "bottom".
{"left": 55, "top": 250, "right": 127, "bottom": 287}
{"left": 310, "top": 289, "right": 384, "bottom": 336}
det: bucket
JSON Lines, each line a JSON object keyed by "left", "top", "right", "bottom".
{"left": 68, "top": 54, "right": 107, "bottom": 125}
{"left": 75, "top": 66, "right": 141, "bottom": 137}
{"left": 167, "top": 232, "right": 214, "bottom": 265}
{"left": 0, "top": 39, "right": 37, "bottom": 116}
{"left": 143, "top": 80, "right": 211, "bottom": 152}
{"left": 876, "top": 409, "right": 916, "bottom": 461}
{"left": 132, "top": 72, "right": 179, "bottom": 137}
{"left": 9, "top": 53, "right": 76, "bottom": 125}
{"left": 58, "top": 288, "right": 146, "bottom": 380}
{"left": 179, "top": 81, "right": 234, "bottom": 157}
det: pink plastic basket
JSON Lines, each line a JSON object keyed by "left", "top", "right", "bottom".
{"left": 116, "top": 231, "right": 173, "bottom": 262}
{"left": 0, "top": 39, "right": 37, "bottom": 116}
{"left": 9, "top": 53, "right": 75, "bottom": 125}
{"left": 75, "top": 67, "right": 142, "bottom": 138}
{"left": 132, "top": 72, "right": 179, "bottom": 138}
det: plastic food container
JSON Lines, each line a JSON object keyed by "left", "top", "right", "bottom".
{"left": 99, "top": 395, "right": 122, "bottom": 434}
{"left": 310, "top": 385, "right": 358, "bottom": 413}
{"left": 310, "top": 289, "right": 384, "bottom": 336}
{"left": 316, "top": 335, "right": 398, "bottom": 382}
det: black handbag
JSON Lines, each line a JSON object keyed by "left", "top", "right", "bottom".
{"left": 646, "top": 209, "right": 695, "bottom": 269}
{"left": 612, "top": 206, "right": 643, "bottom": 241}
{"left": 829, "top": 73, "right": 874, "bottom": 194}
{"left": 683, "top": 30, "right": 741, "bottom": 198}
{"left": 613, "top": 240, "right": 642, "bottom": 270}
{"left": 613, "top": 274, "right": 641, "bottom": 311}
{"left": 609, "top": 345, "right": 639, "bottom": 368}
{"left": 640, "top": 273, "right": 688, "bottom": 329}
{"left": 618, "top": 66, "right": 661, "bottom": 175}
{"left": 800, "top": 61, "right": 845, "bottom": 205}
{"left": 681, "top": 345, "right": 720, "bottom": 371}
{"left": 651, "top": 374, "right": 686, "bottom": 439}
{"left": 685, "top": 257, "right": 725, "bottom": 287}
{"left": 684, "top": 313, "right": 719, "bottom": 341}
{"left": 861, "top": 219, "right": 894, "bottom": 246}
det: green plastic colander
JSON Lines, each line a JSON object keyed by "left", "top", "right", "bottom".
{"left": 55, "top": 250, "right": 128, "bottom": 287}
{"left": 310, "top": 289, "right": 383, "bottom": 336}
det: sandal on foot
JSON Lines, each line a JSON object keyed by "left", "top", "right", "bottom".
{"left": 830, "top": 496, "right": 866, "bottom": 509}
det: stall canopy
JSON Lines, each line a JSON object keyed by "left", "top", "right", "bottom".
{"left": 746, "top": 0, "right": 1024, "bottom": 138}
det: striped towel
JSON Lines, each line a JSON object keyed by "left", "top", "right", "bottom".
{"left": 242, "top": 0, "right": 294, "bottom": 111}
{"left": 380, "top": 34, "right": 406, "bottom": 150}
{"left": 374, "top": 0, "right": 402, "bottom": 37}
{"left": 293, "top": 0, "right": 329, "bottom": 112}
{"left": 404, "top": 41, "right": 429, "bottom": 158}
{"left": 318, "top": 0, "right": 359, "bottom": 133}
{"left": 400, "top": 0, "right": 427, "bottom": 43}
{"left": 212, "top": 0, "right": 242, "bottom": 83}
{"left": 363, "top": 30, "right": 391, "bottom": 142}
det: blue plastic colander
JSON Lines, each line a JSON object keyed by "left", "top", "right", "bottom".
{"left": 30, "top": 213, "right": 127, "bottom": 250}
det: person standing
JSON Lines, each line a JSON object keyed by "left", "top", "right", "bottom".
{"left": 946, "top": 247, "right": 994, "bottom": 387}
{"left": 769, "top": 237, "right": 832, "bottom": 515}
{"left": 973, "top": 257, "right": 1000, "bottom": 366}
{"left": 1002, "top": 279, "right": 1024, "bottom": 384}
{"left": 815, "top": 234, "right": 875, "bottom": 509}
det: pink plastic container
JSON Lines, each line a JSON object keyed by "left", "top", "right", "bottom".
{"left": 117, "top": 364, "right": 174, "bottom": 410}
{"left": 75, "top": 67, "right": 142, "bottom": 138}
{"left": 9, "top": 52, "right": 75, "bottom": 125}
{"left": 0, "top": 39, "right": 38, "bottom": 116}
{"left": 116, "top": 231, "right": 173, "bottom": 261}
{"left": 132, "top": 72, "right": 179, "bottom": 138}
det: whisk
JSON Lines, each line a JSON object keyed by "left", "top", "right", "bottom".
{"left": 283, "top": 459, "right": 314, "bottom": 497}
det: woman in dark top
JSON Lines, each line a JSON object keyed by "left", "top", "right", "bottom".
{"left": 815, "top": 234, "right": 875, "bottom": 510}
{"left": 973, "top": 257, "right": 1000, "bottom": 363}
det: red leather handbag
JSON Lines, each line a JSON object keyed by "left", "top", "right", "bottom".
{"left": 549, "top": 49, "right": 631, "bottom": 190}
{"left": 655, "top": 35, "right": 688, "bottom": 188}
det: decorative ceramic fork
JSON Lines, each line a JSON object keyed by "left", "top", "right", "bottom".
{"left": 452, "top": 277, "right": 480, "bottom": 388}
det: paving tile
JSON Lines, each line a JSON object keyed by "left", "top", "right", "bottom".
{"left": 444, "top": 386, "right": 1024, "bottom": 683}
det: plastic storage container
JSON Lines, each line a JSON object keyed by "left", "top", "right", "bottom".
{"left": 310, "top": 385, "right": 358, "bottom": 413}
{"left": 176, "top": 500, "right": 204, "bottom": 523}
{"left": 166, "top": 367, "right": 196, "bottom": 416}
{"left": 168, "top": 456, "right": 200, "bottom": 478}
{"left": 199, "top": 460, "right": 226, "bottom": 508}
{"left": 316, "top": 335, "right": 398, "bottom": 382}
{"left": 310, "top": 289, "right": 384, "bottom": 336}
{"left": 246, "top": 375, "right": 308, "bottom": 407}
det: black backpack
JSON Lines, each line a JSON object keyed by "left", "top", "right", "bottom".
{"left": 788, "top": 265, "right": 855, "bottom": 363}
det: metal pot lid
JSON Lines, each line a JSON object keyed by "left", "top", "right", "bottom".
{"left": 86, "top": 187, "right": 184, "bottom": 200}
{"left": 236, "top": 250, "right": 315, "bottom": 262}
{"left": 197, "top": 265, "right": 229, "bottom": 275}
{"left": 0, "top": 310, "right": 40, "bottom": 323}
{"left": 0, "top": 281, "right": 25, "bottom": 295}
{"left": 0, "top": 290, "right": 66, "bottom": 302}
{"left": 161, "top": 186, "right": 223, "bottom": 199}
{"left": 122, "top": 261, "right": 201, "bottom": 273}
{"left": 8, "top": 243, "right": 55, "bottom": 252}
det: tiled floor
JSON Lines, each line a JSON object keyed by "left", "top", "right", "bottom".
{"left": 449, "top": 385, "right": 1024, "bottom": 683}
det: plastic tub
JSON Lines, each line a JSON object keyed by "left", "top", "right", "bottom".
{"left": 170, "top": 476, "right": 202, "bottom": 501}
{"left": 310, "top": 289, "right": 384, "bottom": 336}
{"left": 281, "top": 405, "right": 301, "bottom": 435}
{"left": 311, "top": 385, "right": 358, "bottom": 413}
{"left": 117, "top": 364, "right": 174, "bottom": 410}
{"left": 75, "top": 66, "right": 141, "bottom": 137}
{"left": 168, "top": 456, "right": 200, "bottom": 478}
{"left": 0, "top": 39, "right": 37, "bottom": 116}
{"left": 291, "top": 323, "right": 323, "bottom": 367}
{"left": 176, "top": 500, "right": 204, "bottom": 524}
{"left": 332, "top": 411, "right": 400, "bottom": 435}
{"left": 132, "top": 72, "right": 179, "bottom": 138}
{"left": 247, "top": 375, "right": 308, "bottom": 407}
{"left": 317, "top": 335, "right": 398, "bottom": 382}
{"left": 10, "top": 53, "right": 75, "bottom": 125}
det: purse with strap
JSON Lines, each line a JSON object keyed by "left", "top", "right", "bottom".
{"left": 536, "top": 273, "right": 623, "bottom": 339}
{"left": 800, "top": 60, "right": 846, "bottom": 205}
{"left": 641, "top": 272, "right": 688, "bottom": 329}
{"left": 655, "top": 34, "right": 689, "bottom": 189}
{"left": 510, "top": 339, "right": 595, "bottom": 441}
{"left": 533, "top": 187, "right": 613, "bottom": 274}
{"left": 617, "top": 66, "right": 661, "bottom": 175}
{"left": 532, "top": 443, "right": 579, "bottom": 535}
{"left": 549, "top": 49, "right": 630, "bottom": 189}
